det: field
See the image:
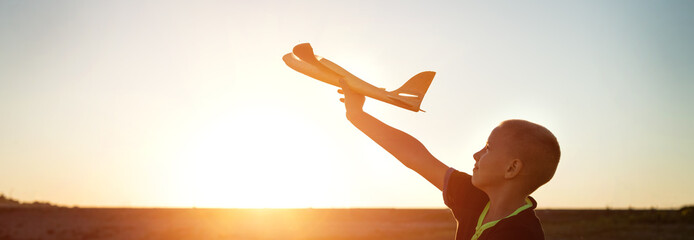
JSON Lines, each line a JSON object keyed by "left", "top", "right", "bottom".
{"left": 1, "top": 208, "right": 692, "bottom": 240}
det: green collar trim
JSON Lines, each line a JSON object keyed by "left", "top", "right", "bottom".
{"left": 470, "top": 198, "right": 533, "bottom": 240}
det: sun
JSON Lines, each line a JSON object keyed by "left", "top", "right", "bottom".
{"left": 168, "top": 108, "right": 344, "bottom": 208}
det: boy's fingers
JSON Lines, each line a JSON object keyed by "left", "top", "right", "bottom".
{"left": 340, "top": 98, "right": 345, "bottom": 103}
{"left": 337, "top": 89, "right": 343, "bottom": 94}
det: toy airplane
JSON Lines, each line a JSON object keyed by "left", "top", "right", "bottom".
{"left": 282, "top": 43, "right": 435, "bottom": 112}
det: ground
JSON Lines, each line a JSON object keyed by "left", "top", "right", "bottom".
{"left": 0, "top": 208, "right": 692, "bottom": 240}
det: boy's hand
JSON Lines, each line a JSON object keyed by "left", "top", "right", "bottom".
{"left": 338, "top": 79, "right": 365, "bottom": 114}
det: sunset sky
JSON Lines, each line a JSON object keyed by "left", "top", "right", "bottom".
{"left": 1, "top": 0, "right": 692, "bottom": 209}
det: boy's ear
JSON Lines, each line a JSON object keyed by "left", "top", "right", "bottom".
{"left": 504, "top": 159, "right": 523, "bottom": 179}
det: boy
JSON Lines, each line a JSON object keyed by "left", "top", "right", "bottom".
{"left": 337, "top": 79, "right": 560, "bottom": 240}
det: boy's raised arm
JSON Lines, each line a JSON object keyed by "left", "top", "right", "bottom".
{"left": 338, "top": 80, "right": 449, "bottom": 191}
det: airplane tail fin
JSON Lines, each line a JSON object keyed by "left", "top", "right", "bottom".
{"left": 388, "top": 71, "right": 435, "bottom": 111}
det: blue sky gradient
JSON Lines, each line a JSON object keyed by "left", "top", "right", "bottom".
{"left": 1, "top": 0, "right": 692, "bottom": 208}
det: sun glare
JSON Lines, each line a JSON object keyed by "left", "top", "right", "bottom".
{"left": 168, "top": 108, "right": 340, "bottom": 208}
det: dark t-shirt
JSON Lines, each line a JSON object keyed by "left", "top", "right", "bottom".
{"left": 443, "top": 168, "right": 545, "bottom": 240}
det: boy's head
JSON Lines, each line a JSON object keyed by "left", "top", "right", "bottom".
{"left": 471, "top": 119, "right": 560, "bottom": 195}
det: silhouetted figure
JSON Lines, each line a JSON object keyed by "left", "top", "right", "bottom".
{"left": 338, "top": 79, "right": 560, "bottom": 240}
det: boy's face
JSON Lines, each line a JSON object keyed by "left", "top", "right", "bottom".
{"left": 471, "top": 127, "right": 513, "bottom": 190}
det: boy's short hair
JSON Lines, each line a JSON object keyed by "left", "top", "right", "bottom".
{"left": 496, "top": 119, "right": 561, "bottom": 192}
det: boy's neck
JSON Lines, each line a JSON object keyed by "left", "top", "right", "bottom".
{"left": 482, "top": 187, "right": 530, "bottom": 224}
